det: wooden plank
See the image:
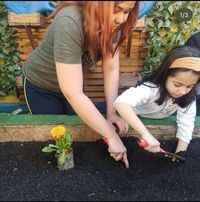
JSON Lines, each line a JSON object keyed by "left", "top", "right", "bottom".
{"left": 84, "top": 68, "right": 102, "bottom": 73}
{"left": 18, "top": 46, "right": 34, "bottom": 53}
{"left": 84, "top": 86, "right": 104, "bottom": 91}
{"left": 84, "top": 80, "right": 104, "bottom": 85}
{"left": 4, "top": 124, "right": 200, "bottom": 142}
{"left": 90, "top": 97, "right": 105, "bottom": 102}
{"left": 18, "top": 39, "right": 42, "bottom": 45}
{"left": 96, "top": 58, "right": 145, "bottom": 66}
{"left": 135, "top": 17, "right": 146, "bottom": 29}
{"left": 19, "top": 54, "right": 31, "bottom": 60}
{"left": 86, "top": 67, "right": 141, "bottom": 73}
{"left": 119, "top": 54, "right": 143, "bottom": 59}
{"left": 16, "top": 29, "right": 48, "bottom": 33}
{"left": 18, "top": 32, "right": 47, "bottom": 38}
{"left": 8, "top": 13, "right": 46, "bottom": 27}
{"left": 85, "top": 92, "right": 105, "bottom": 97}
{"left": 120, "top": 67, "right": 143, "bottom": 73}
{"left": 120, "top": 48, "right": 145, "bottom": 54}
{"left": 84, "top": 73, "right": 104, "bottom": 79}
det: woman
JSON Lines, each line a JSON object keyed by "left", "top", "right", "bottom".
{"left": 23, "top": 1, "right": 139, "bottom": 168}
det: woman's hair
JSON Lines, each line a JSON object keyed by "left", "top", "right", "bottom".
{"left": 141, "top": 45, "right": 200, "bottom": 108}
{"left": 50, "top": 1, "right": 139, "bottom": 61}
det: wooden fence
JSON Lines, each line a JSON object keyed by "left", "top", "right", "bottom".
{"left": 10, "top": 14, "right": 148, "bottom": 103}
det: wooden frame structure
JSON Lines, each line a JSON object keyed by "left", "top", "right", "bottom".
{"left": 8, "top": 13, "right": 148, "bottom": 103}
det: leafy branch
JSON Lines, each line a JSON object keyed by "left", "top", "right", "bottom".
{"left": 0, "top": 2, "right": 21, "bottom": 96}
{"left": 140, "top": 1, "right": 200, "bottom": 77}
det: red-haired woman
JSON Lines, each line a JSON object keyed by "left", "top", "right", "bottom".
{"left": 23, "top": 1, "right": 139, "bottom": 167}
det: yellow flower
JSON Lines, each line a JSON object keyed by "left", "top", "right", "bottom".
{"left": 50, "top": 126, "right": 66, "bottom": 139}
{"left": 0, "top": 59, "right": 4, "bottom": 65}
{"left": 159, "top": 29, "right": 167, "bottom": 37}
{"left": 162, "top": 38, "right": 167, "bottom": 46}
{"left": 184, "top": 31, "right": 190, "bottom": 40}
{"left": 192, "top": 19, "right": 197, "bottom": 28}
{"left": 170, "top": 26, "right": 178, "bottom": 33}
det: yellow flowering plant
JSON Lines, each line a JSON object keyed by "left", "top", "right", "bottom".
{"left": 42, "top": 125, "right": 73, "bottom": 167}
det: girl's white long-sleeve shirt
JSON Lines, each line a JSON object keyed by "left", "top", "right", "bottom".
{"left": 114, "top": 82, "right": 196, "bottom": 144}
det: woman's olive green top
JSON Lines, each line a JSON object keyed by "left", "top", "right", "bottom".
{"left": 24, "top": 6, "right": 99, "bottom": 93}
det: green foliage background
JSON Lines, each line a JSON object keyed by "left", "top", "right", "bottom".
{"left": 140, "top": 1, "right": 200, "bottom": 77}
{"left": 0, "top": 1, "right": 58, "bottom": 98}
{"left": 0, "top": 2, "right": 21, "bottom": 96}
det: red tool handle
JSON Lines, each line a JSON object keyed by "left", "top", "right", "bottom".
{"left": 102, "top": 136, "right": 109, "bottom": 145}
{"left": 159, "top": 148, "right": 167, "bottom": 153}
{"left": 137, "top": 138, "right": 149, "bottom": 148}
{"left": 137, "top": 138, "right": 166, "bottom": 154}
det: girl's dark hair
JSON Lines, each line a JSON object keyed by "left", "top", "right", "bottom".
{"left": 140, "top": 45, "right": 200, "bottom": 108}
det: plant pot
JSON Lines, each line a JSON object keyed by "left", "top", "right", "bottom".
{"left": 55, "top": 149, "right": 74, "bottom": 171}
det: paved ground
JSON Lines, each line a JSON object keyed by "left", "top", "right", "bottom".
{"left": 0, "top": 137, "right": 200, "bottom": 201}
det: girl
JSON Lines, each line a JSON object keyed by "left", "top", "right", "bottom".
{"left": 114, "top": 45, "right": 200, "bottom": 158}
{"left": 23, "top": 1, "right": 140, "bottom": 167}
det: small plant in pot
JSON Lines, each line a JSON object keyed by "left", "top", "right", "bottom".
{"left": 42, "top": 125, "right": 74, "bottom": 170}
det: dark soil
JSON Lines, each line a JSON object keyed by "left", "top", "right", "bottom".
{"left": 0, "top": 137, "right": 200, "bottom": 201}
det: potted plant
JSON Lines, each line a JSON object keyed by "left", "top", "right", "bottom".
{"left": 42, "top": 125, "right": 74, "bottom": 171}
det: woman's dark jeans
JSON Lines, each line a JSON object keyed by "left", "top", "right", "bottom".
{"left": 24, "top": 78, "right": 106, "bottom": 115}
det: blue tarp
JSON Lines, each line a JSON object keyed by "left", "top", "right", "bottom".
{"left": 138, "top": 1, "right": 155, "bottom": 19}
{"left": 4, "top": 1, "right": 155, "bottom": 19}
{"left": 0, "top": 103, "right": 28, "bottom": 114}
{"left": 3, "top": 1, "right": 54, "bottom": 14}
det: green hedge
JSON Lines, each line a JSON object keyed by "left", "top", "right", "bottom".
{"left": 141, "top": 1, "right": 200, "bottom": 77}
{"left": 0, "top": 2, "right": 21, "bottom": 97}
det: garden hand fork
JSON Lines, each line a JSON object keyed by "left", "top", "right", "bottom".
{"left": 137, "top": 138, "right": 186, "bottom": 162}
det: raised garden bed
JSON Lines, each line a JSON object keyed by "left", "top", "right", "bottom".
{"left": 1, "top": 113, "right": 200, "bottom": 200}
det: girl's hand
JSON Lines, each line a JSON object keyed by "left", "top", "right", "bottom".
{"left": 141, "top": 134, "right": 160, "bottom": 153}
{"left": 175, "top": 139, "right": 188, "bottom": 153}
{"left": 106, "top": 135, "right": 129, "bottom": 168}
{"left": 107, "top": 114, "right": 129, "bottom": 136}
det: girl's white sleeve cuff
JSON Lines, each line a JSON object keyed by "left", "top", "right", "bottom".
{"left": 176, "top": 101, "right": 196, "bottom": 144}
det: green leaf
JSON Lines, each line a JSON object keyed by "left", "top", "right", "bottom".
{"left": 168, "top": 5, "right": 174, "bottom": 15}
{"left": 2, "top": 49, "right": 9, "bottom": 55}
{"left": 42, "top": 147, "right": 57, "bottom": 153}
{"left": 163, "top": 19, "right": 171, "bottom": 28}
{"left": 0, "top": 18, "right": 8, "bottom": 27}
{"left": 0, "top": 26, "right": 5, "bottom": 35}
{"left": 176, "top": 1, "right": 183, "bottom": 7}
{"left": 48, "top": 144, "right": 59, "bottom": 149}
{"left": 0, "top": 91, "right": 6, "bottom": 96}
{"left": 12, "top": 55, "right": 19, "bottom": 63}
{"left": 157, "top": 20, "right": 163, "bottom": 29}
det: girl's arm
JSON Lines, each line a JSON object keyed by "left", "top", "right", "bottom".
{"left": 102, "top": 51, "right": 129, "bottom": 135}
{"left": 114, "top": 102, "right": 160, "bottom": 153}
{"left": 176, "top": 100, "right": 196, "bottom": 152}
{"left": 56, "top": 62, "right": 129, "bottom": 167}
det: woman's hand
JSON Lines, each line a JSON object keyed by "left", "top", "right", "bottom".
{"left": 107, "top": 114, "right": 129, "bottom": 136}
{"left": 141, "top": 134, "right": 161, "bottom": 153}
{"left": 106, "top": 134, "right": 129, "bottom": 168}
